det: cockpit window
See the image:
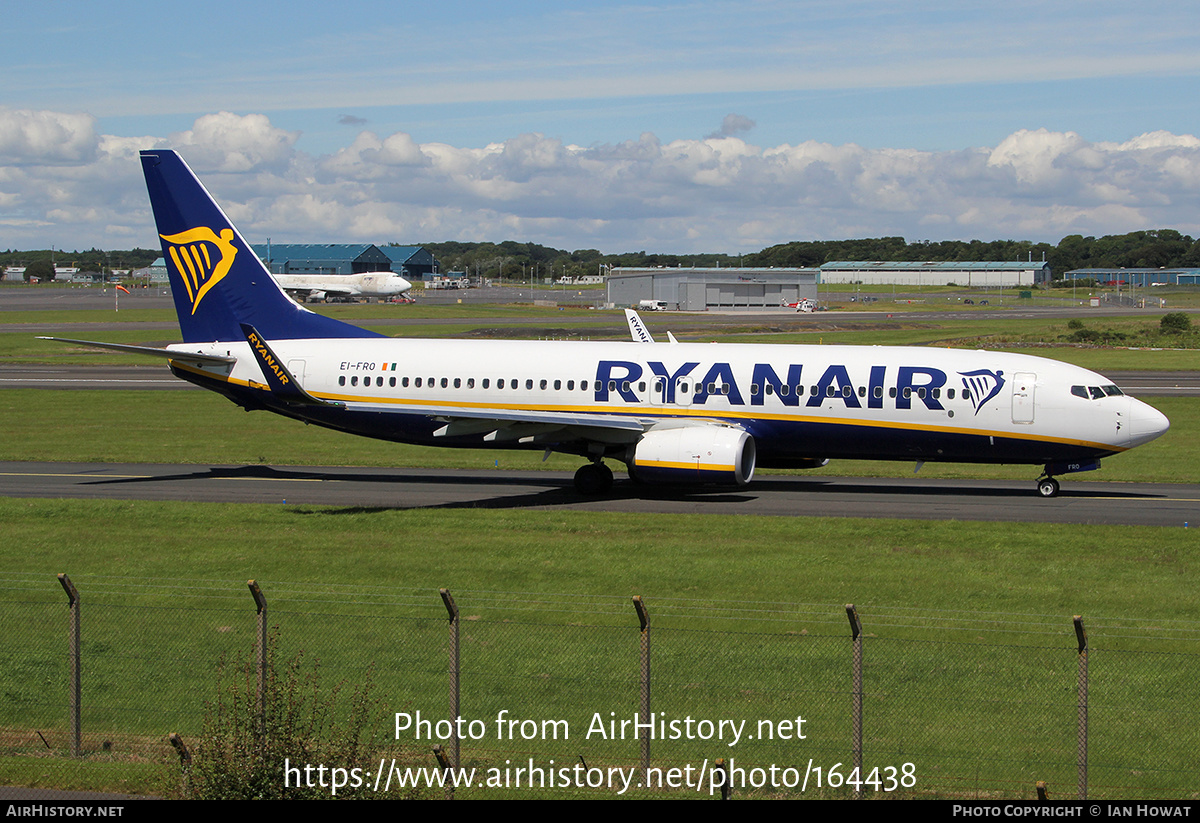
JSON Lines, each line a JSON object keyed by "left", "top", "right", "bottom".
{"left": 1074, "top": 384, "right": 1125, "bottom": 400}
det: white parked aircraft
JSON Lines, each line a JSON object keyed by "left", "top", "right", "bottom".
{"left": 272, "top": 271, "right": 412, "bottom": 303}
{"left": 44, "top": 151, "right": 1170, "bottom": 497}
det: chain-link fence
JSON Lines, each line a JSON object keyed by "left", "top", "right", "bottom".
{"left": 1, "top": 574, "right": 1197, "bottom": 799}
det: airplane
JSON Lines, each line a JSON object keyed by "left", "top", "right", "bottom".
{"left": 42, "top": 150, "right": 1170, "bottom": 498}
{"left": 271, "top": 271, "right": 412, "bottom": 303}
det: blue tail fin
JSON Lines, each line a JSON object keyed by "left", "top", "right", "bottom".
{"left": 140, "top": 150, "right": 382, "bottom": 343}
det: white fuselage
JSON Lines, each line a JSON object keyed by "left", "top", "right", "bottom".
{"left": 167, "top": 336, "right": 1168, "bottom": 467}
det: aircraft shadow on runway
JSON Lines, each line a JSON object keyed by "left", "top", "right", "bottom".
{"left": 77, "top": 464, "right": 1162, "bottom": 514}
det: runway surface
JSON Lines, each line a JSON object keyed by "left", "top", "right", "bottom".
{"left": 1, "top": 461, "right": 1195, "bottom": 527}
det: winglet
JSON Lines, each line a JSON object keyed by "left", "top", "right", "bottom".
{"left": 240, "top": 324, "right": 342, "bottom": 407}
{"left": 624, "top": 309, "right": 656, "bottom": 343}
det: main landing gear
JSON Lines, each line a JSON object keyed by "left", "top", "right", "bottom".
{"left": 574, "top": 461, "right": 614, "bottom": 495}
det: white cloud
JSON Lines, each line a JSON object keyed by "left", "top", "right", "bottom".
{"left": 4, "top": 110, "right": 1200, "bottom": 251}
{"left": 0, "top": 108, "right": 99, "bottom": 165}
{"left": 167, "top": 112, "right": 300, "bottom": 173}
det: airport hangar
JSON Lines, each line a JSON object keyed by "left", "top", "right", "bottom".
{"left": 606, "top": 267, "right": 819, "bottom": 310}
{"left": 817, "top": 260, "right": 1051, "bottom": 287}
{"left": 248, "top": 243, "right": 438, "bottom": 280}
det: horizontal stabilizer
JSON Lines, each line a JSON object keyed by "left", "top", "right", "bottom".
{"left": 37, "top": 337, "right": 236, "bottom": 365}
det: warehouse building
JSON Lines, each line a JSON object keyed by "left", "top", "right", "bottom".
{"left": 819, "top": 260, "right": 1050, "bottom": 287}
{"left": 1062, "top": 268, "right": 1200, "bottom": 287}
{"left": 607, "top": 267, "right": 818, "bottom": 311}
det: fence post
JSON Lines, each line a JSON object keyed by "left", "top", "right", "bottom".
{"left": 57, "top": 574, "right": 80, "bottom": 758}
{"left": 440, "top": 588, "right": 460, "bottom": 775}
{"left": 633, "top": 595, "right": 651, "bottom": 786}
{"left": 247, "top": 580, "right": 268, "bottom": 740}
{"left": 846, "top": 603, "right": 863, "bottom": 798}
{"left": 1074, "top": 615, "right": 1088, "bottom": 801}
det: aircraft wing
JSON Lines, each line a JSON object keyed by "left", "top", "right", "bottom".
{"left": 333, "top": 400, "right": 651, "bottom": 444}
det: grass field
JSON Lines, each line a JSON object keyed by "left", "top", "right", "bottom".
{"left": 2, "top": 502, "right": 1198, "bottom": 798}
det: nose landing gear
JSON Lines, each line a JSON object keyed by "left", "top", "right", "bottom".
{"left": 1036, "top": 475, "right": 1060, "bottom": 498}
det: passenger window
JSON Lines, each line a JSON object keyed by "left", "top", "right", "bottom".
{"left": 483, "top": 378, "right": 490, "bottom": 389}
{"left": 947, "top": 388, "right": 954, "bottom": 399}
{"left": 554, "top": 380, "right": 561, "bottom": 390}
{"left": 764, "top": 384, "right": 773, "bottom": 395}
{"left": 889, "top": 387, "right": 896, "bottom": 398}
{"left": 858, "top": 386, "right": 866, "bottom": 397}
{"left": 540, "top": 379, "right": 547, "bottom": 390}
{"left": 638, "top": 381, "right": 646, "bottom": 392}
{"left": 526, "top": 379, "right": 534, "bottom": 390}
{"left": 351, "top": 376, "right": 358, "bottom": 386}
{"left": 917, "top": 387, "right": 926, "bottom": 399}
{"left": 338, "top": 376, "right": 345, "bottom": 386}
{"left": 497, "top": 379, "right": 504, "bottom": 389}
{"left": 513, "top": 380, "right": 519, "bottom": 390}
{"left": 454, "top": 378, "right": 461, "bottom": 388}
{"left": 402, "top": 377, "right": 409, "bottom": 387}
{"left": 843, "top": 386, "right": 852, "bottom": 397}
{"left": 441, "top": 378, "right": 448, "bottom": 388}
{"left": 467, "top": 378, "right": 474, "bottom": 389}
{"left": 389, "top": 377, "right": 395, "bottom": 387}
{"left": 751, "top": 384, "right": 760, "bottom": 396}
{"left": 721, "top": 384, "right": 730, "bottom": 395}
{"left": 962, "top": 389, "right": 971, "bottom": 401}
{"left": 874, "top": 386, "right": 883, "bottom": 399}
{"left": 567, "top": 380, "right": 574, "bottom": 390}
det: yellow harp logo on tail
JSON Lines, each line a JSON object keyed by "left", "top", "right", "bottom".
{"left": 160, "top": 227, "right": 238, "bottom": 314}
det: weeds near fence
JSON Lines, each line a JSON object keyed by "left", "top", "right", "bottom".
{"left": 188, "top": 631, "right": 421, "bottom": 799}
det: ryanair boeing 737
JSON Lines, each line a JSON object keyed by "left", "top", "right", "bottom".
{"left": 44, "top": 150, "right": 1170, "bottom": 497}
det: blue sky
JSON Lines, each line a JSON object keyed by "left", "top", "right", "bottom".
{"left": 4, "top": 0, "right": 1200, "bottom": 252}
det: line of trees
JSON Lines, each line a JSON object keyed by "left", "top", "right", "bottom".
{"left": 7, "top": 230, "right": 1200, "bottom": 284}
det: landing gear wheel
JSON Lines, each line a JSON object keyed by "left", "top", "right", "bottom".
{"left": 1037, "top": 477, "right": 1060, "bottom": 498}
{"left": 574, "top": 462, "right": 614, "bottom": 495}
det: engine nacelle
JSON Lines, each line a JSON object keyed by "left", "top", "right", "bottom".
{"left": 629, "top": 426, "right": 755, "bottom": 487}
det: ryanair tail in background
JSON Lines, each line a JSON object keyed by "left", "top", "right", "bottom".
{"left": 140, "top": 150, "right": 381, "bottom": 343}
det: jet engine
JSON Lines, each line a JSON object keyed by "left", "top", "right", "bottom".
{"left": 628, "top": 425, "right": 755, "bottom": 486}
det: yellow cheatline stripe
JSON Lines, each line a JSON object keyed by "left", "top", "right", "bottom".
{"left": 168, "top": 361, "right": 1125, "bottom": 453}
{"left": 635, "top": 460, "right": 734, "bottom": 472}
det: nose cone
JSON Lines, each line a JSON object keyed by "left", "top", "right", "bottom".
{"left": 1127, "top": 398, "right": 1170, "bottom": 448}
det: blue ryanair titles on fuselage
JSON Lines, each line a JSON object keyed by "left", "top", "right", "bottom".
{"left": 593, "top": 359, "right": 1005, "bottom": 414}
